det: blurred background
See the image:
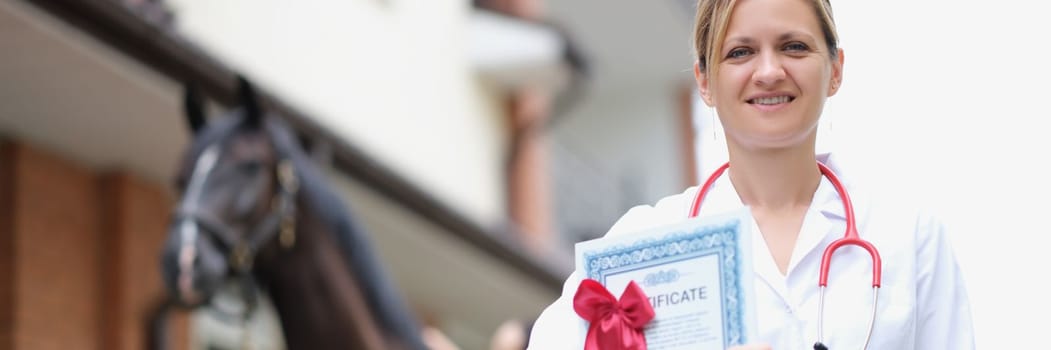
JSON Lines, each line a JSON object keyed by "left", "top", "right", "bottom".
{"left": 0, "top": 0, "right": 1047, "bottom": 349}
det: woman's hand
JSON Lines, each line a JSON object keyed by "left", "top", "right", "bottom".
{"left": 728, "top": 344, "right": 772, "bottom": 350}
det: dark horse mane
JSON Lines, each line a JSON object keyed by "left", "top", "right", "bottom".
{"left": 172, "top": 104, "right": 428, "bottom": 350}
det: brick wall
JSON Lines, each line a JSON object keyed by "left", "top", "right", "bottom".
{"left": 100, "top": 172, "right": 189, "bottom": 350}
{"left": 1, "top": 141, "right": 15, "bottom": 350}
{"left": 12, "top": 140, "right": 104, "bottom": 349}
{"left": 0, "top": 140, "right": 188, "bottom": 350}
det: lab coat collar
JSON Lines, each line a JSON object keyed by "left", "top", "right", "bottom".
{"left": 790, "top": 152, "right": 851, "bottom": 275}
{"left": 815, "top": 152, "right": 850, "bottom": 221}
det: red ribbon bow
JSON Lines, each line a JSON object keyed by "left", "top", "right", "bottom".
{"left": 573, "top": 279, "right": 655, "bottom": 350}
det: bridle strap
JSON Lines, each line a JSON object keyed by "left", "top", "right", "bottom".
{"left": 176, "top": 159, "right": 298, "bottom": 273}
{"left": 231, "top": 159, "right": 299, "bottom": 272}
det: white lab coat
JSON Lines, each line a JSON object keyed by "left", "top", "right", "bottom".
{"left": 527, "top": 153, "right": 974, "bottom": 349}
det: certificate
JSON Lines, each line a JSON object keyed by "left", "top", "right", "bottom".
{"left": 575, "top": 209, "right": 758, "bottom": 350}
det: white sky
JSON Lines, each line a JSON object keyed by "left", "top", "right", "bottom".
{"left": 696, "top": 1, "right": 1051, "bottom": 347}
{"left": 833, "top": 3, "right": 1051, "bottom": 348}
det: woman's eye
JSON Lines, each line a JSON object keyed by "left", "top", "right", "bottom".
{"left": 726, "top": 48, "right": 752, "bottom": 59}
{"left": 784, "top": 42, "right": 809, "bottom": 52}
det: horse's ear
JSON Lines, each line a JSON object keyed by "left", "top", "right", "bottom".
{"left": 236, "top": 75, "right": 263, "bottom": 127}
{"left": 184, "top": 82, "right": 207, "bottom": 134}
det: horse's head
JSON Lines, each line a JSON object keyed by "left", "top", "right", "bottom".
{"left": 160, "top": 77, "right": 299, "bottom": 308}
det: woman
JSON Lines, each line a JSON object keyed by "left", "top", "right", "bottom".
{"left": 526, "top": 0, "right": 975, "bottom": 349}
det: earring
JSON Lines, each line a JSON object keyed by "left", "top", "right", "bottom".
{"left": 710, "top": 107, "right": 719, "bottom": 141}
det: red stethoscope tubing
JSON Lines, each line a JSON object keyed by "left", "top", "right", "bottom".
{"left": 688, "top": 161, "right": 882, "bottom": 287}
{"left": 689, "top": 161, "right": 884, "bottom": 349}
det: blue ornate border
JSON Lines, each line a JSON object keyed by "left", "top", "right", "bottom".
{"left": 582, "top": 219, "right": 747, "bottom": 347}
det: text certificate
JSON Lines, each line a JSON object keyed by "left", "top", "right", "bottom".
{"left": 575, "top": 209, "right": 758, "bottom": 350}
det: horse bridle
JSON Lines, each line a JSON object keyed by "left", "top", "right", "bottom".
{"left": 187, "top": 160, "right": 298, "bottom": 270}
{"left": 173, "top": 146, "right": 299, "bottom": 310}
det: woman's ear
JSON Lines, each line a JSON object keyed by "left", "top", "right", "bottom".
{"left": 694, "top": 61, "right": 714, "bottom": 106}
{"left": 828, "top": 48, "right": 845, "bottom": 96}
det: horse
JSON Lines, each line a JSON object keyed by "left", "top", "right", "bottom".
{"left": 156, "top": 76, "right": 430, "bottom": 350}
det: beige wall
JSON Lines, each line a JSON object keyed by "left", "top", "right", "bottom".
{"left": 165, "top": 0, "right": 510, "bottom": 228}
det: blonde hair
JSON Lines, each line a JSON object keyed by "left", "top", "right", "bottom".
{"left": 693, "top": 0, "right": 839, "bottom": 78}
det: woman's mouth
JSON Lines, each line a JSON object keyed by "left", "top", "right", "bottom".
{"left": 747, "top": 96, "right": 795, "bottom": 105}
{"left": 747, "top": 95, "right": 795, "bottom": 112}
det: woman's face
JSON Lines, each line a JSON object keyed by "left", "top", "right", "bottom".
{"left": 696, "top": 0, "right": 843, "bottom": 151}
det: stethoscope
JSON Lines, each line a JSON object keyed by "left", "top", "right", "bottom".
{"left": 688, "top": 161, "right": 882, "bottom": 350}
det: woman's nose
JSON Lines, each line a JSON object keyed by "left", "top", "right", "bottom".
{"left": 753, "top": 52, "right": 786, "bottom": 86}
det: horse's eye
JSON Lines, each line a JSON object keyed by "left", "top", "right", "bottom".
{"left": 237, "top": 161, "right": 264, "bottom": 174}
